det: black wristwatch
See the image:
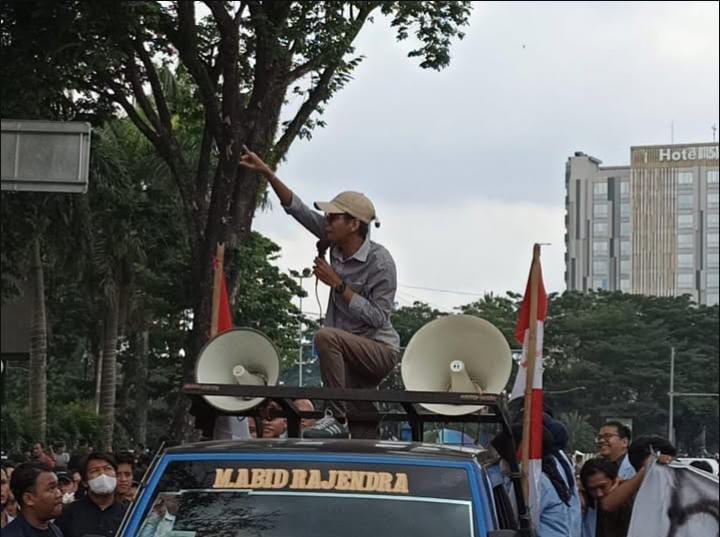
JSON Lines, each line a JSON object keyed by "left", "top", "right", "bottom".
{"left": 334, "top": 281, "right": 347, "bottom": 294}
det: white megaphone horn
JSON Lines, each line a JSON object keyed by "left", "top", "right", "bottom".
{"left": 401, "top": 315, "right": 512, "bottom": 415}
{"left": 194, "top": 327, "right": 280, "bottom": 412}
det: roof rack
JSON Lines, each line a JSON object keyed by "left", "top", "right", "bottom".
{"left": 182, "top": 383, "right": 512, "bottom": 441}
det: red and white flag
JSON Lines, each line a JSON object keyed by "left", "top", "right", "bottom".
{"left": 510, "top": 251, "right": 548, "bottom": 530}
{"left": 212, "top": 252, "right": 234, "bottom": 337}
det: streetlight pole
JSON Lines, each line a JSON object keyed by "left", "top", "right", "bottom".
{"left": 668, "top": 347, "right": 675, "bottom": 444}
{"left": 667, "top": 346, "right": 718, "bottom": 448}
{"left": 290, "top": 268, "right": 311, "bottom": 387}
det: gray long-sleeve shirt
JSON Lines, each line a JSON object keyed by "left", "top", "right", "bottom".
{"left": 284, "top": 194, "right": 401, "bottom": 351}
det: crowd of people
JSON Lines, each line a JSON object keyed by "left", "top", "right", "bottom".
{"left": 0, "top": 441, "right": 150, "bottom": 536}
{"left": 2, "top": 409, "right": 716, "bottom": 537}
{"left": 516, "top": 418, "right": 715, "bottom": 537}
{"left": 0, "top": 398, "right": 318, "bottom": 536}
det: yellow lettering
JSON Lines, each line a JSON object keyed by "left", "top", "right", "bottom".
{"left": 290, "top": 469, "right": 307, "bottom": 489}
{"left": 376, "top": 472, "right": 393, "bottom": 493}
{"left": 272, "top": 469, "right": 290, "bottom": 489}
{"left": 335, "top": 471, "right": 351, "bottom": 491}
{"left": 250, "top": 469, "right": 267, "bottom": 488}
{"left": 392, "top": 473, "right": 409, "bottom": 494}
{"left": 213, "top": 468, "right": 234, "bottom": 488}
{"left": 306, "top": 469, "right": 323, "bottom": 489}
{"left": 364, "top": 472, "right": 378, "bottom": 492}
{"left": 350, "top": 472, "right": 364, "bottom": 491}
{"left": 321, "top": 470, "right": 338, "bottom": 490}
{"left": 233, "top": 469, "right": 249, "bottom": 488}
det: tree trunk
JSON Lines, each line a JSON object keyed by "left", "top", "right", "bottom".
{"left": 99, "top": 293, "right": 119, "bottom": 450}
{"left": 134, "top": 328, "right": 149, "bottom": 446}
{"left": 28, "top": 237, "right": 47, "bottom": 443}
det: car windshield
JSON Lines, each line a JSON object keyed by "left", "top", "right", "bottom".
{"left": 134, "top": 458, "right": 477, "bottom": 537}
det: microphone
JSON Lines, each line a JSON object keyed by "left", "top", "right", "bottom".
{"left": 316, "top": 239, "right": 331, "bottom": 260}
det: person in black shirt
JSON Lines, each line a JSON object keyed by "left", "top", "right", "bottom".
{"left": 4, "top": 462, "right": 64, "bottom": 537}
{"left": 56, "top": 453, "right": 127, "bottom": 537}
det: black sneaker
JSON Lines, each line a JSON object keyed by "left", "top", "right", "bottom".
{"left": 302, "top": 410, "right": 350, "bottom": 439}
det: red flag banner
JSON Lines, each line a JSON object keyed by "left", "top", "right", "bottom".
{"left": 216, "top": 263, "right": 233, "bottom": 334}
{"left": 510, "top": 246, "right": 548, "bottom": 530}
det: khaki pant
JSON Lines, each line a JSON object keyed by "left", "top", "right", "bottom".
{"left": 314, "top": 327, "right": 399, "bottom": 439}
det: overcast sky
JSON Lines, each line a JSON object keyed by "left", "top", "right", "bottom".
{"left": 253, "top": 1, "right": 720, "bottom": 315}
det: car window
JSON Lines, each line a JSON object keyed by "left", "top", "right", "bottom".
{"left": 133, "top": 458, "right": 479, "bottom": 537}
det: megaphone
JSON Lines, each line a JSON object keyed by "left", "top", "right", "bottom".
{"left": 195, "top": 328, "right": 280, "bottom": 412}
{"left": 401, "top": 315, "right": 512, "bottom": 415}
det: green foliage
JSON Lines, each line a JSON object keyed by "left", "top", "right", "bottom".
{"left": 558, "top": 411, "right": 596, "bottom": 453}
{"left": 230, "top": 232, "right": 316, "bottom": 369}
{"left": 392, "top": 301, "right": 446, "bottom": 347}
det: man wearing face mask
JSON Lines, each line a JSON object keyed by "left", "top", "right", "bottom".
{"left": 56, "top": 453, "right": 127, "bottom": 537}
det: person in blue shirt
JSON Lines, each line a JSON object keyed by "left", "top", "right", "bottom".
{"left": 544, "top": 415, "right": 583, "bottom": 537}
{"left": 509, "top": 419, "right": 575, "bottom": 537}
{"left": 4, "top": 462, "right": 64, "bottom": 537}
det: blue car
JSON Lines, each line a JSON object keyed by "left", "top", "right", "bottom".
{"left": 118, "top": 439, "right": 524, "bottom": 537}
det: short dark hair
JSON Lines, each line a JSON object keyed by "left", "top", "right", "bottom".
{"left": 602, "top": 421, "right": 632, "bottom": 441}
{"left": 627, "top": 435, "right": 677, "bottom": 471}
{"left": 580, "top": 457, "right": 618, "bottom": 492}
{"left": 115, "top": 453, "right": 135, "bottom": 469}
{"left": 81, "top": 452, "right": 117, "bottom": 481}
{"left": 10, "top": 462, "right": 52, "bottom": 507}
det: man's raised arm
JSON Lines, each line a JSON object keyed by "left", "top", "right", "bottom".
{"left": 239, "top": 145, "right": 326, "bottom": 239}
{"left": 239, "top": 145, "right": 293, "bottom": 207}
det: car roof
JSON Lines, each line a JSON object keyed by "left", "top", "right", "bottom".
{"left": 163, "top": 439, "right": 498, "bottom": 465}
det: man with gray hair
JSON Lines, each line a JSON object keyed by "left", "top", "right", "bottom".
{"left": 240, "top": 146, "right": 400, "bottom": 439}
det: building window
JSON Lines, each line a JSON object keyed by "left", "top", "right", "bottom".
{"left": 620, "top": 181, "right": 630, "bottom": 196}
{"left": 620, "top": 222, "right": 631, "bottom": 236}
{"left": 677, "top": 234, "right": 694, "bottom": 248}
{"left": 678, "top": 194, "right": 694, "bottom": 210}
{"left": 677, "top": 273, "right": 695, "bottom": 289}
{"left": 677, "top": 253, "right": 694, "bottom": 268}
{"left": 620, "top": 203, "right": 630, "bottom": 217}
{"left": 592, "top": 278, "right": 608, "bottom": 290}
{"left": 620, "top": 240, "right": 632, "bottom": 256}
{"left": 708, "top": 232, "right": 720, "bottom": 249}
{"left": 593, "top": 182, "right": 608, "bottom": 198}
{"left": 620, "top": 259, "right": 631, "bottom": 274}
{"left": 708, "top": 170, "right": 719, "bottom": 184}
{"left": 593, "top": 241, "right": 609, "bottom": 255}
{"left": 708, "top": 213, "right": 719, "bottom": 227}
{"left": 708, "top": 253, "right": 719, "bottom": 269}
{"left": 708, "top": 193, "right": 720, "bottom": 209}
{"left": 620, "top": 278, "right": 631, "bottom": 292}
{"left": 678, "top": 214, "right": 694, "bottom": 228}
{"left": 593, "top": 261, "right": 608, "bottom": 275}
{"left": 707, "top": 272, "right": 720, "bottom": 289}
{"left": 593, "top": 204, "right": 608, "bottom": 218}
{"left": 677, "top": 171, "right": 694, "bottom": 185}
{"left": 707, "top": 293, "right": 719, "bottom": 306}
{"left": 593, "top": 222, "right": 609, "bottom": 237}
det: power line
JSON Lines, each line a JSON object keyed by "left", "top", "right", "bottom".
{"left": 398, "top": 284, "right": 485, "bottom": 297}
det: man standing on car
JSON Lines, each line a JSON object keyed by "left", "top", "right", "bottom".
{"left": 240, "top": 146, "right": 400, "bottom": 439}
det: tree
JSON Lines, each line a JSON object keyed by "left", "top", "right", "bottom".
{"left": 3, "top": 0, "right": 471, "bottom": 438}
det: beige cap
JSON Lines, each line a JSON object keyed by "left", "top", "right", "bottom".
{"left": 314, "top": 191, "right": 376, "bottom": 224}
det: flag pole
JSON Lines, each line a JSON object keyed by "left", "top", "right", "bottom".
{"left": 210, "top": 243, "right": 225, "bottom": 339}
{"left": 521, "top": 243, "right": 541, "bottom": 503}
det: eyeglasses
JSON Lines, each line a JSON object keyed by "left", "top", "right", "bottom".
{"left": 596, "top": 433, "right": 620, "bottom": 443}
{"left": 325, "top": 213, "right": 351, "bottom": 223}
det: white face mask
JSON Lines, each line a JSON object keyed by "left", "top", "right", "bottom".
{"left": 62, "top": 492, "right": 75, "bottom": 504}
{"left": 87, "top": 474, "right": 117, "bottom": 495}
